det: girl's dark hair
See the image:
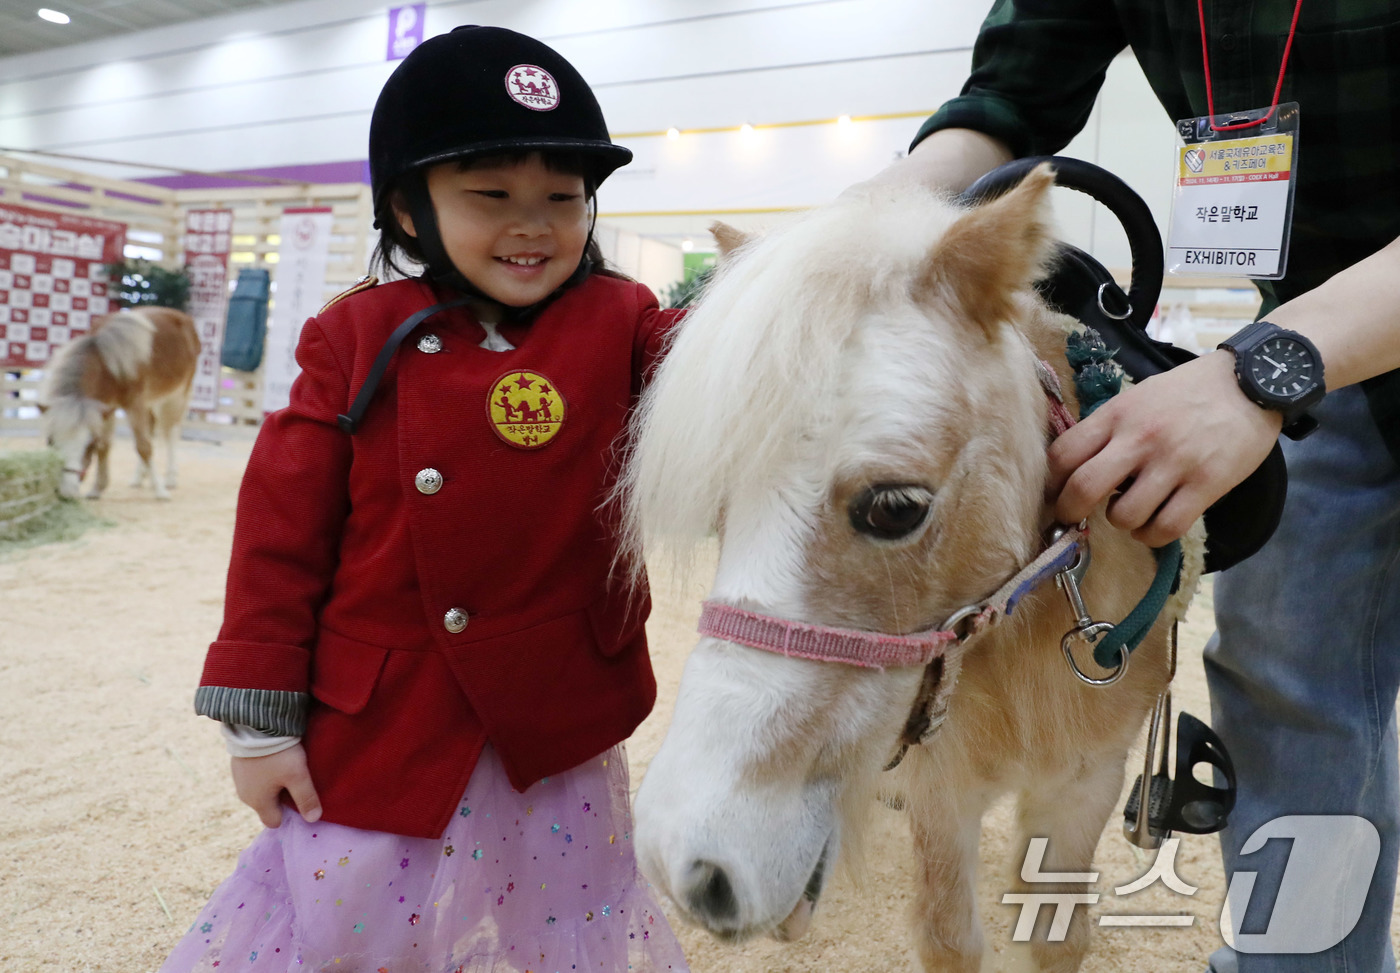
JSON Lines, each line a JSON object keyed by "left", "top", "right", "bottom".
{"left": 370, "top": 149, "right": 626, "bottom": 284}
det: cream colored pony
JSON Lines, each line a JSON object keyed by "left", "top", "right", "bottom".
{"left": 39, "top": 307, "right": 200, "bottom": 500}
{"left": 622, "top": 168, "right": 1198, "bottom": 972}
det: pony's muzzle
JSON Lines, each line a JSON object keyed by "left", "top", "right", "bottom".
{"left": 57, "top": 471, "right": 82, "bottom": 499}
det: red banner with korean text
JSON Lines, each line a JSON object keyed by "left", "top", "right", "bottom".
{"left": 182, "top": 209, "right": 234, "bottom": 410}
{"left": 0, "top": 202, "right": 124, "bottom": 367}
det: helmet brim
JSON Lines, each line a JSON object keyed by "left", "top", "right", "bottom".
{"left": 405, "top": 138, "right": 632, "bottom": 184}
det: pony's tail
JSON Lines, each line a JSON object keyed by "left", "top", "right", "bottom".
{"left": 91, "top": 310, "right": 156, "bottom": 383}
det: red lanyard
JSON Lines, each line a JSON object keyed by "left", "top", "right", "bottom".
{"left": 1197, "top": 0, "right": 1305, "bottom": 131}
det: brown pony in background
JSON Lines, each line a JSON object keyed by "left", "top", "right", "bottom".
{"left": 38, "top": 307, "right": 200, "bottom": 500}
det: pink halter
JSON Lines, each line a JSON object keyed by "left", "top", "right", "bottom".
{"left": 697, "top": 601, "right": 959, "bottom": 669}
{"left": 697, "top": 361, "right": 1081, "bottom": 670}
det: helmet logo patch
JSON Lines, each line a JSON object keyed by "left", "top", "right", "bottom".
{"left": 488, "top": 369, "right": 565, "bottom": 448}
{"left": 505, "top": 64, "right": 560, "bottom": 112}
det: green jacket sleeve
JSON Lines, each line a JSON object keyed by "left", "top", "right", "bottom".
{"left": 913, "top": 0, "right": 1129, "bottom": 158}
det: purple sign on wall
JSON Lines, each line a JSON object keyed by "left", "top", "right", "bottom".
{"left": 387, "top": 4, "right": 426, "bottom": 61}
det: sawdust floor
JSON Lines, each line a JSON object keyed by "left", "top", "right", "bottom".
{"left": 1, "top": 432, "right": 1393, "bottom": 972}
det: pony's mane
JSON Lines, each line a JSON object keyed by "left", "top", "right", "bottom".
{"left": 91, "top": 310, "right": 156, "bottom": 383}
{"left": 619, "top": 184, "right": 968, "bottom": 570}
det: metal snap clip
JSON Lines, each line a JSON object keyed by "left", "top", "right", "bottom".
{"left": 1062, "top": 627, "right": 1128, "bottom": 685}
{"left": 1054, "top": 536, "right": 1126, "bottom": 686}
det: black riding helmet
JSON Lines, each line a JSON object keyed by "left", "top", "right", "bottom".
{"left": 369, "top": 25, "right": 632, "bottom": 299}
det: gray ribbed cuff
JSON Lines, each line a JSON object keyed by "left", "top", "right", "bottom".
{"left": 195, "top": 686, "right": 307, "bottom": 736}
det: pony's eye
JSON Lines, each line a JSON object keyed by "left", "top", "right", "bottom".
{"left": 848, "top": 485, "right": 933, "bottom": 540}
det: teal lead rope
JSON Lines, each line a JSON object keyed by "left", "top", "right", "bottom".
{"left": 1064, "top": 327, "right": 1185, "bottom": 671}
{"left": 1092, "top": 543, "right": 1182, "bottom": 669}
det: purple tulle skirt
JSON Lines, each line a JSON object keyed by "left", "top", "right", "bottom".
{"left": 161, "top": 744, "right": 688, "bottom": 973}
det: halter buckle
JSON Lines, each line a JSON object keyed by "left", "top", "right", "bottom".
{"left": 939, "top": 604, "right": 982, "bottom": 642}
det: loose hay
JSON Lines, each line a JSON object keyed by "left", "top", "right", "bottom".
{"left": 0, "top": 447, "right": 108, "bottom": 552}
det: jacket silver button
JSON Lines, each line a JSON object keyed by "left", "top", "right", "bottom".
{"left": 417, "top": 334, "right": 442, "bottom": 354}
{"left": 444, "top": 608, "right": 469, "bottom": 633}
{"left": 414, "top": 468, "right": 443, "bottom": 495}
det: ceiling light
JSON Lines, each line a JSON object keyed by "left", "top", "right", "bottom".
{"left": 739, "top": 123, "right": 754, "bottom": 135}
{"left": 666, "top": 127, "right": 680, "bottom": 140}
{"left": 681, "top": 239, "right": 694, "bottom": 252}
{"left": 37, "top": 8, "right": 70, "bottom": 24}
{"left": 837, "top": 114, "right": 852, "bottom": 126}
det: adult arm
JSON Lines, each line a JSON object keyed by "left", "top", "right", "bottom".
{"left": 871, "top": 0, "right": 1127, "bottom": 193}
{"left": 1048, "top": 235, "right": 1400, "bottom": 544}
{"left": 869, "top": 127, "right": 1013, "bottom": 196}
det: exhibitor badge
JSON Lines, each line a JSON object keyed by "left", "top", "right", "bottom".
{"left": 487, "top": 370, "right": 565, "bottom": 449}
{"left": 1165, "top": 105, "right": 1300, "bottom": 280}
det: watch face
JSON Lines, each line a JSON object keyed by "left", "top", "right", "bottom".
{"left": 1249, "top": 336, "right": 1317, "bottom": 399}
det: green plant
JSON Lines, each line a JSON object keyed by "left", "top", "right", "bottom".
{"left": 103, "top": 259, "right": 192, "bottom": 311}
{"left": 661, "top": 267, "right": 714, "bottom": 309}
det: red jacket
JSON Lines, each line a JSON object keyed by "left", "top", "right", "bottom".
{"left": 199, "top": 274, "right": 682, "bottom": 838}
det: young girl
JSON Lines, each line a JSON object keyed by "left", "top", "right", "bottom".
{"left": 161, "top": 25, "right": 689, "bottom": 973}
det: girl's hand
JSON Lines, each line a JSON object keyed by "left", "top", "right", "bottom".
{"left": 230, "top": 743, "right": 323, "bottom": 829}
{"left": 1046, "top": 350, "right": 1283, "bottom": 547}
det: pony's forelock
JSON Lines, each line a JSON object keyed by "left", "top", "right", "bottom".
{"left": 618, "top": 184, "right": 968, "bottom": 579}
{"left": 39, "top": 393, "right": 106, "bottom": 446}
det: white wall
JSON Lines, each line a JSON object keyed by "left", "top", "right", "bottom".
{"left": 594, "top": 223, "right": 684, "bottom": 299}
{"left": 0, "top": 0, "right": 1181, "bottom": 274}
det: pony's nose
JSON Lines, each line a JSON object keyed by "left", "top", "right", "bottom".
{"left": 684, "top": 859, "right": 740, "bottom": 925}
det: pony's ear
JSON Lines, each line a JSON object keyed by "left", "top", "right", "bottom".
{"left": 35, "top": 403, "right": 48, "bottom": 414}
{"left": 709, "top": 221, "right": 754, "bottom": 260}
{"left": 922, "top": 162, "right": 1057, "bottom": 334}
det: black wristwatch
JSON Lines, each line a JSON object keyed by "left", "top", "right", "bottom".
{"left": 1218, "top": 320, "right": 1326, "bottom": 440}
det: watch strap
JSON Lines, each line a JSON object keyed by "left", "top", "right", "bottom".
{"left": 1217, "top": 319, "right": 1280, "bottom": 355}
{"left": 1281, "top": 412, "right": 1319, "bottom": 440}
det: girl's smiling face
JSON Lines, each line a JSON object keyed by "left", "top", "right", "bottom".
{"left": 401, "top": 153, "right": 590, "bottom": 307}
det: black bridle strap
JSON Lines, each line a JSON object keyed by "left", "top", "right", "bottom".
{"left": 336, "top": 296, "right": 476, "bottom": 434}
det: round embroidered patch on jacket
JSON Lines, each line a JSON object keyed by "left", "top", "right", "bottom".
{"left": 505, "top": 64, "right": 559, "bottom": 111}
{"left": 487, "top": 370, "right": 566, "bottom": 448}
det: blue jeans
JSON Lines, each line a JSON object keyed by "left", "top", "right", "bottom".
{"left": 1206, "top": 387, "right": 1400, "bottom": 973}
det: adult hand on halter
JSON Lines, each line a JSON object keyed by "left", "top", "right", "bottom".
{"left": 1046, "top": 350, "right": 1282, "bottom": 547}
{"left": 231, "top": 743, "right": 323, "bottom": 829}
